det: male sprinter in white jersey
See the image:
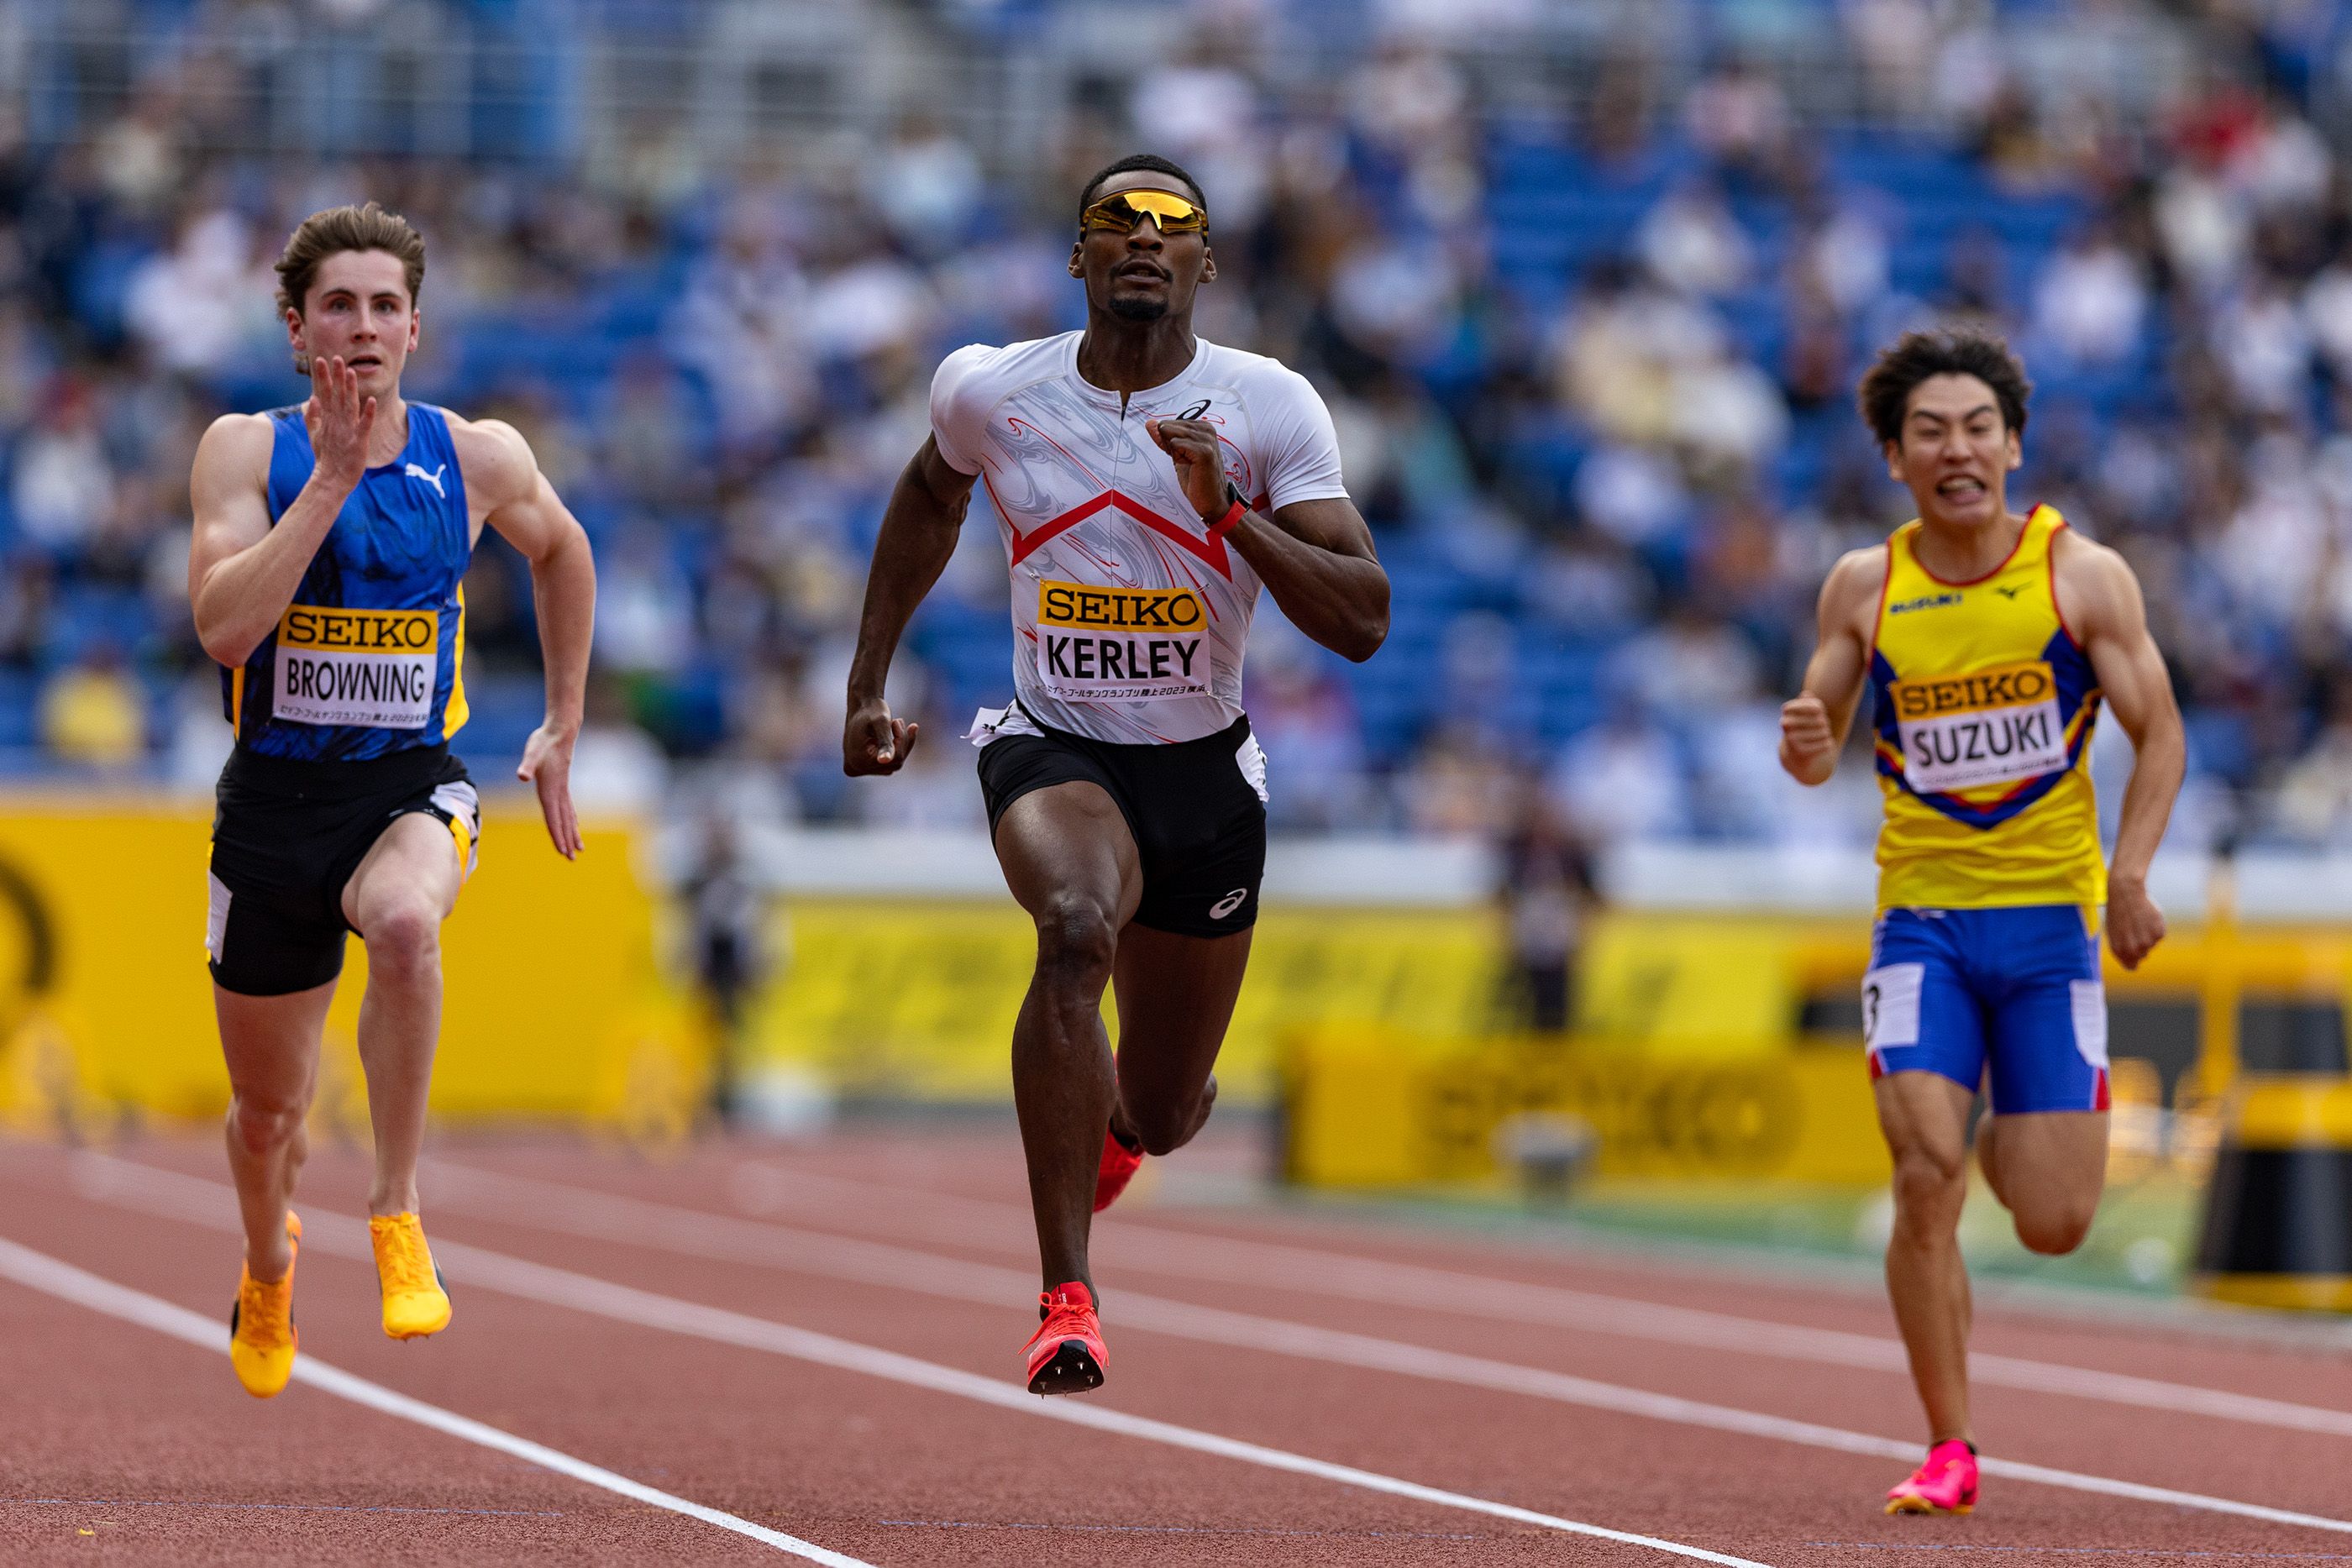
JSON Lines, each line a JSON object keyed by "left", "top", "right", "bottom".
{"left": 844, "top": 155, "right": 1387, "bottom": 1393}
{"left": 188, "top": 202, "right": 596, "bottom": 1397}
{"left": 1781, "top": 330, "right": 2182, "bottom": 1513}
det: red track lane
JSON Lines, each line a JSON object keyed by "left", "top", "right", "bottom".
{"left": 8, "top": 1129, "right": 2352, "bottom": 1566}
{"left": 443, "top": 1130, "right": 2352, "bottom": 1416}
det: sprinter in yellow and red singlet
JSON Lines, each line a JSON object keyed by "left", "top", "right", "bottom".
{"left": 1780, "top": 330, "right": 2185, "bottom": 1518}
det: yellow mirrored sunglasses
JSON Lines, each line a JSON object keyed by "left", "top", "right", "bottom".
{"left": 1079, "top": 189, "right": 1209, "bottom": 235}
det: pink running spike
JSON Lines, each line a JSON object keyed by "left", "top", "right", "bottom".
{"left": 1885, "top": 1439, "right": 1979, "bottom": 1516}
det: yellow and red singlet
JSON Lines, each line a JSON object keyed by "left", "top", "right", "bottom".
{"left": 1868, "top": 504, "right": 2105, "bottom": 910}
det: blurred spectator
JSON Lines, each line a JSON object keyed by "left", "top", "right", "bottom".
{"left": 123, "top": 207, "right": 272, "bottom": 375}
{"left": 2215, "top": 280, "right": 2313, "bottom": 416}
{"left": 1398, "top": 735, "right": 1509, "bottom": 838}
{"left": 1638, "top": 183, "right": 1751, "bottom": 300}
{"left": 1795, "top": 202, "right": 1892, "bottom": 319}
{"left": 0, "top": 0, "right": 2337, "bottom": 868}
{"left": 1546, "top": 700, "right": 1691, "bottom": 843}
{"left": 1669, "top": 343, "right": 1789, "bottom": 476}
{"left": 1495, "top": 779, "right": 1598, "bottom": 1034}
{"left": 570, "top": 674, "right": 673, "bottom": 815}
{"left": 2033, "top": 228, "right": 2146, "bottom": 366}
{"left": 41, "top": 645, "right": 144, "bottom": 770}
{"left": 14, "top": 381, "right": 113, "bottom": 553}
{"left": 1248, "top": 622, "right": 1373, "bottom": 831}
{"left": 2270, "top": 680, "right": 2352, "bottom": 845}
{"left": 865, "top": 115, "right": 985, "bottom": 257}
{"left": 1684, "top": 60, "right": 1791, "bottom": 180}
{"left": 681, "top": 811, "right": 774, "bottom": 1128}
{"left": 600, "top": 527, "right": 697, "bottom": 679}
{"left": 1615, "top": 602, "right": 1763, "bottom": 720}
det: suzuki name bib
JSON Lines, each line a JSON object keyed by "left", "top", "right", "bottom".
{"left": 1891, "top": 659, "right": 2068, "bottom": 793}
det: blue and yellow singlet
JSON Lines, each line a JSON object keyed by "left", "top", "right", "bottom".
{"left": 1868, "top": 504, "right": 2104, "bottom": 910}
{"left": 221, "top": 404, "right": 471, "bottom": 762}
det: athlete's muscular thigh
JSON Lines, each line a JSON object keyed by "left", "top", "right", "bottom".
{"left": 1875, "top": 1069, "right": 1975, "bottom": 1223}
{"left": 993, "top": 782, "right": 1142, "bottom": 933}
{"left": 216, "top": 980, "right": 335, "bottom": 1125}
{"left": 1982, "top": 1110, "right": 2106, "bottom": 1254}
{"left": 340, "top": 811, "right": 465, "bottom": 934}
{"left": 1110, "top": 923, "right": 1251, "bottom": 1154}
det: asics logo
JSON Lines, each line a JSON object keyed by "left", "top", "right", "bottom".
{"left": 1208, "top": 888, "right": 1248, "bottom": 920}
{"left": 1177, "top": 399, "right": 1213, "bottom": 420}
{"left": 404, "top": 462, "right": 448, "bottom": 499}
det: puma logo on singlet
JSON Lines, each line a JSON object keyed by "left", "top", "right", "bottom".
{"left": 404, "top": 462, "right": 448, "bottom": 499}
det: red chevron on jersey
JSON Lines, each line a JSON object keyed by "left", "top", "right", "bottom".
{"left": 1002, "top": 489, "right": 1231, "bottom": 577}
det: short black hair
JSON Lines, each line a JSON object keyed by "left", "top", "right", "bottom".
{"left": 1077, "top": 154, "right": 1207, "bottom": 221}
{"left": 1858, "top": 328, "right": 2031, "bottom": 447}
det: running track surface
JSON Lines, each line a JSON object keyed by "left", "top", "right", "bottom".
{"left": 5, "top": 1126, "right": 2352, "bottom": 1566}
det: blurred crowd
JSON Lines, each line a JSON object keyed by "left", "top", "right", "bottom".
{"left": 9, "top": 0, "right": 2352, "bottom": 856}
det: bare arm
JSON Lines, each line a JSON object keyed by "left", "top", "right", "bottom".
{"left": 843, "top": 436, "right": 976, "bottom": 775}
{"left": 1145, "top": 417, "right": 1388, "bottom": 661}
{"left": 1778, "top": 547, "right": 1887, "bottom": 785}
{"left": 188, "top": 358, "right": 376, "bottom": 666}
{"left": 460, "top": 417, "right": 597, "bottom": 859}
{"left": 2055, "top": 532, "right": 2183, "bottom": 968}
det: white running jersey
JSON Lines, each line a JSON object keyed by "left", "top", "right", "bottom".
{"left": 931, "top": 331, "right": 1349, "bottom": 745}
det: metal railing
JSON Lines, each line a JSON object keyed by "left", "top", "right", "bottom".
{"left": 0, "top": 0, "right": 2268, "bottom": 188}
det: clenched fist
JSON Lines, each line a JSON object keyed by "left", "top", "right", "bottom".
{"left": 1145, "top": 417, "right": 1231, "bottom": 523}
{"left": 1779, "top": 693, "right": 1839, "bottom": 784}
{"left": 843, "top": 695, "right": 919, "bottom": 777}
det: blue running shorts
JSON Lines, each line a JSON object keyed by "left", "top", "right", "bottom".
{"left": 1862, "top": 905, "right": 2111, "bottom": 1114}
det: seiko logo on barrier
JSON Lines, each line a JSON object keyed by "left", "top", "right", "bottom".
{"left": 1034, "top": 580, "right": 1209, "bottom": 700}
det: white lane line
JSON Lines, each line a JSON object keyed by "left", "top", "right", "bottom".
{"left": 0, "top": 1235, "right": 870, "bottom": 1566}
{"left": 713, "top": 1156, "right": 2352, "bottom": 1442}
{"left": 56, "top": 1156, "right": 1771, "bottom": 1567}
{"left": 407, "top": 1157, "right": 2352, "bottom": 1538}
{"left": 74, "top": 1154, "right": 2352, "bottom": 1540}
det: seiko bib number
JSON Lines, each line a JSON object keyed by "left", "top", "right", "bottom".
{"left": 1035, "top": 580, "right": 1210, "bottom": 701}
{"left": 272, "top": 606, "right": 438, "bottom": 729}
{"left": 1889, "top": 658, "right": 2066, "bottom": 793}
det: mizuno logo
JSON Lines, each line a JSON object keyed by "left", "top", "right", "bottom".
{"left": 404, "top": 462, "right": 447, "bottom": 499}
{"left": 1993, "top": 584, "right": 2024, "bottom": 599}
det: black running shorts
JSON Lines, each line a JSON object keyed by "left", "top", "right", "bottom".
{"left": 976, "top": 711, "right": 1268, "bottom": 939}
{"left": 207, "top": 743, "right": 480, "bottom": 996}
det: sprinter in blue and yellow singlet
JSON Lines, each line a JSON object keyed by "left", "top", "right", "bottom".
{"left": 187, "top": 203, "right": 596, "bottom": 1398}
{"left": 1782, "top": 331, "right": 2184, "bottom": 1518}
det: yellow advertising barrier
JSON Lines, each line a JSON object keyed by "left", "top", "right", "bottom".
{"left": 750, "top": 899, "right": 1506, "bottom": 1103}
{"left": 1279, "top": 1025, "right": 1892, "bottom": 1189}
{"left": 1278, "top": 907, "right": 2352, "bottom": 1191}
{"left": 0, "top": 800, "right": 701, "bottom": 1136}
{"left": 1574, "top": 910, "right": 2352, "bottom": 1061}
{"left": 747, "top": 895, "right": 2352, "bottom": 1118}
